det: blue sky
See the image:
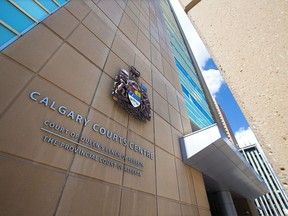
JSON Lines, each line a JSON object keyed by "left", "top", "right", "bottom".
{"left": 202, "top": 58, "right": 249, "bottom": 133}
{"left": 201, "top": 58, "right": 258, "bottom": 147}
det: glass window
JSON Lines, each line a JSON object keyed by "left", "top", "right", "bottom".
{"left": 161, "top": 0, "right": 214, "bottom": 128}
{"left": 0, "top": 0, "right": 69, "bottom": 51}
{"left": 0, "top": 1, "right": 35, "bottom": 33}
{"left": 0, "top": 24, "right": 17, "bottom": 49}
{"left": 14, "top": 0, "right": 48, "bottom": 21}
{"left": 55, "top": 0, "right": 68, "bottom": 6}
{"left": 38, "top": 0, "right": 58, "bottom": 13}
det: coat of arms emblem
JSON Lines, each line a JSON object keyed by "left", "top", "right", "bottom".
{"left": 112, "top": 66, "right": 151, "bottom": 121}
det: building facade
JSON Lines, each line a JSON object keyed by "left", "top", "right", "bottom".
{"left": 241, "top": 144, "right": 288, "bottom": 215}
{"left": 0, "top": 0, "right": 212, "bottom": 215}
{"left": 0, "top": 0, "right": 268, "bottom": 215}
{"left": 181, "top": 0, "right": 288, "bottom": 193}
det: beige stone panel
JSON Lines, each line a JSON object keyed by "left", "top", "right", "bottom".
{"left": 167, "top": 84, "right": 180, "bottom": 112}
{"left": 92, "top": 73, "right": 129, "bottom": 127}
{"left": 125, "top": 5, "right": 139, "bottom": 25}
{"left": 123, "top": 131, "right": 156, "bottom": 194}
{"left": 169, "top": 49, "right": 176, "bottom": 64}
{"left": 171, "top": 127, "right": 183, "bottom": 159}
{"left": 65, "top": 0, "right": 91, "bottom": 21}
{"left": 154, "top": 113, "right": 173, "bottom": 154}
{"left": 141, "top": 0, "right": 148, "bottom": 7}
{"left": 133, "top": 0, "right": 141, "bottom": 9}
{"left": 151, "top": 44, "right": 163, "bottom": 73}
{"left": 181, "top": 204, "right": 200, "bottom": 216}
{"left": 0, "top": 77, "right": 88, "bottom": 169}
{"left": 139, "top": 11, "right": 149, "bottom": 30}
{"left": 160, "top": 47, "right": 171, "bottom": 67}
{"left": 70, "top": 108, "right": 126, "bottom": 185}
{"left": 173, "top": 69, "right": 183, "bottom": 94}
{"left": 104, "top": 51, "right": 129, "bottom": 79}
{"left": 165, "top": 51, "right": 175, "bottom": 67}
{"left": 98, "top": 0, "right": 124, "bottom": 26}
{"left": 182, "top": 116, "right": 193, "bottom": 134}
{"left": 40, "top": 43, "right": 101, "bottom": 105}
{"left": 150, "top": 24, "right": 159, "bottom": 43}
{"left": 169, "top": 105, "right": 183, "bottom": 135}
{"left": 170, "top": 62, "right": 178, "bottom": 76}
{"left": 67, "top": 24, "right": 109, "bottom": 69}
{"left": 157, "top": 197, "right": 181, "bottom": 216}
{"left": 150, "top": 5, "right": 156, "bottom": 17}
{"left": 177, "top": 93, "right": 189, "bottom": 120}
{"left": 83, "top": 9, "right": 117, "bottom": 48}
{"left": 139, "top": 20, "right": 150, "bottom": 39}
{"left": 120, "top": 189, "right": 156, "bottom": 216}
{"left": 135, "top": 54, "right": 152, "bottom": 85}
{"left": 0, "top": 55, "right": 33, "bottom": 115}
{"left": 84, "top": 0, "right": 100, "bottom": 9}
{"left": 127, "top": 0, "right": 140, "bottom": 18}
{"left": 153, "top": 90, "right": 170, "bottom": 123}
{"left": 0, "top": 156, "right": 66, "bottom": 216}
{"left": 140, "top": 2, "right": 149, "bottom": 18}
{"left": 43, "top": 8, "right": 79, "bottom": 39}
{"left": 3, "top": 24, "right": 62, "bottom": 73}
{"left": 198, "top": 208, "right": 212, "bottom": 216}
{"left": 175, "top": 159, "right": 197, "bottom": 205}
{"left": 156, "top": 147, "right": 180, "bottom": 200}
{"left": 56, "top": 176, "right": 121, "bottom": 216}
{"left": 163, "top": 27, "right": 170, "bottom": 43}
{"left": 119, "top": 12, "right": 138, "bottom": 44}
{"left": 159, "top": 36, "right": 167, "bottom": 51}
{"left": 191, "top": 169, "right": 209, "bottom": 209}
{"left": 116, "top": 0, "right": 126, "bottom": 10}
{"left": 111, "top": 31, "right": 136, "bottom": 67}
{"left": 151, "top": 35, "right": 161, "bottom": 52}
{"left": 162, "top": 57, "right": 175, "bottom": 86}
{"left": 128, "top": 110, "right": 154, "bottom": 144}
{"left": 137, "top": 29, "right": 151, "bottom": 60}
{"left": 157, "top": 23, "right": 165, "bottom": 42}
{"left": 152, "top": 66, "right": 167, "bottom": 100}
{"left": 92, "top": 0, "right": 100, "bottom": 5}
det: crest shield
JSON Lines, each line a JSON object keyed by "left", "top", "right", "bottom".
{"left": 112, "top": 66, "right": 151, "bottom": 121}
{"left": 128, "top": 80, "right": 141, "bottom": 107}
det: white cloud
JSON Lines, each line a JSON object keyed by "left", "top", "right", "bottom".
{"left": 202, "top": 69, "right": 224, "bottom": 97}
{"left": 235, "top": 127, "right": 258, "bottom": 148}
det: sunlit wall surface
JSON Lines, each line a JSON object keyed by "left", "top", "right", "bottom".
{"left": 161, "top": 0, "right": 214, "bottom": 128}
{"left": 0, "top": 0, "right": 69, "bottom": 51}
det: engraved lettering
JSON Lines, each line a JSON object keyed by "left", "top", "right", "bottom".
{"left": 92, "top": 124, "right": 99, "bottom": 132}
{"left": 50, "top": 101, "right": 56, "bottom": 110}
{"left": 30, "top": 91, "right": 40, "bottom": 101}
{"left": 75, "top": 115, "right": 82, "bottom": 124}
{"left": 67, "top": 111, "right": 75, "bottom": 120}
{"left": 84, "top": 118, "right": 90, "bottom": 126}
{"left": 39, "top": 97, "right": 49, "bottom": 107}
{"left": 58, "top": 106, "right": 67, "bottom": 115}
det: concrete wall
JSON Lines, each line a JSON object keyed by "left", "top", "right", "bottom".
{"left": 187, "top": 0, "right": 288, "bottom": 193}
{"left": 0, "top": 0, "right": 211, "bottom": 215}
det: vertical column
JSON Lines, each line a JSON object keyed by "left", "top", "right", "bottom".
{"left": 216, "top": 191, "right": 237, "bottom": 216}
